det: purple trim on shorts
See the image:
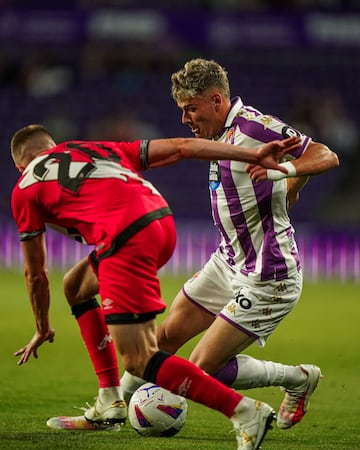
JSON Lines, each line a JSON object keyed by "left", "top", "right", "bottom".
{"left": 182, "top": 287, "right": 216, "bottom": 317}
{"left": 219, "top": 312, "right": 259, "bottom": 339}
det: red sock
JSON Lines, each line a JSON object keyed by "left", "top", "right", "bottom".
{"left": 77, "top": 307, "right": 119, "bottom": 388}
{"left": 155, "top": 354, "right": 243, "bottom": 418}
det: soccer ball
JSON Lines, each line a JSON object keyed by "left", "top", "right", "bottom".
{"left": 128, "top": 382, "right": 188, "bottom": 437}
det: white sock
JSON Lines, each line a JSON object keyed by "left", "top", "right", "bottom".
{"left": 231, "top": 355, "right": 307, "bottom": 390}
{"left": 98, "top": 385, "right": 123, "bottom": 403}
{"left": 120, "top": 371, "right": 146, "bottom": 403}
{"left": 231, "top": 396, "right": 263, "bottom": 423}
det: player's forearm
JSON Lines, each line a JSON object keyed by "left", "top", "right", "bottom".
{"left": 287, "top": 142, "right": 339, "bottom": 177}
{"left": 267, "top": 142, "right": 339, "bottom": 181}
{"left": 25, "top": 271, "right": 51, "bottom": 334}
{"left": 180, "top": 138, "right": 261, "bottom": 163}
{"left": 148, "top": 138, "right": 261, "bottom": 168}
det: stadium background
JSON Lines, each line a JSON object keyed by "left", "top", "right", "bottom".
{"left": 1, "top": 0, "right": 359, "bottom": 281}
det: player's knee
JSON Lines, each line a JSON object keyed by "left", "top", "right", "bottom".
{"left": 190, "top": 353, "right": 206, "bottom": 370}
{"left": 189, "top": 351, "right": 221, "bottom": 374}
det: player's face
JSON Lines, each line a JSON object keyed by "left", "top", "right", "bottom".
{"left": 177, "top": 92, "right": 223, "bottom": 139}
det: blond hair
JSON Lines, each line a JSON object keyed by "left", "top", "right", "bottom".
{"left": 171, "top": 58, "right": 230, "bottom": 102}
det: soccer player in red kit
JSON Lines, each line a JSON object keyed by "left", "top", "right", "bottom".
{"left": 11, "top": 124, "right": 301, "bottom": 450}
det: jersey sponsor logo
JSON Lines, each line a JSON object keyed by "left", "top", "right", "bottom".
{"left": 282, "top": 126, "right": 301, "bottom": 139}
{"left": 209, "top": 160, "right": 221, "bottom": 191}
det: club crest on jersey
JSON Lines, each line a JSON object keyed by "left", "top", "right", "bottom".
{"left": 225, "top": 128, "right": 235, "bottom": 143}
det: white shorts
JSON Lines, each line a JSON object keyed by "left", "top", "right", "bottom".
{"left": 183, "top": 249, "right": 303, "bottom": 347}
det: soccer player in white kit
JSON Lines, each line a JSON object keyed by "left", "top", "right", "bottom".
{"left": 149, "top": 58, "right": 339, "bottom": 430}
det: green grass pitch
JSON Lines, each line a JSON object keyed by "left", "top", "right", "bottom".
{"left": 0, "top": 270, "right": 358, "bottom": 449}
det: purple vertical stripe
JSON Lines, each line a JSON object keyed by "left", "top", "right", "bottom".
{"left": 252, "top": 180, "right": 288, "bottom": 281}
{"left": 220, "top": 161, "right": 257, "bottom": 273}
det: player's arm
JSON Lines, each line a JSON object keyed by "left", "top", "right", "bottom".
{"left": 247, "top": 141, "right": 339, "bottom": 182}
{"left": 14, "top": 233, "right": 55, "bottom": 365}
{"left": 146, "top": 136, "right": 301, "bottom": 170}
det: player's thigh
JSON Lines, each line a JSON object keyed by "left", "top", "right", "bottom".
{"left": 189, "top": 316, "right": 255, "bottom": 373}
{"left": 183, "top": 250, "right": 234, "bottom": 315}
{"left": 63, "top": 255, "right": 98, "bottom": 305}
{"left": 157, "top": 289, "right": 215, "bottom": 353}
{"left": 108, "top": 319, "right": 159, "bottom": 377}
{"left": 98, "top": 220, "right": 174, "bottom": 316}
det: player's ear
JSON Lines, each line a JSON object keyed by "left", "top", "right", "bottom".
{"left": 212, "top": 93, "right": 222, "bottom": 110}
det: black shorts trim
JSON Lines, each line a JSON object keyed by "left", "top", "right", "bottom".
{"left": 105, "top": 309, "right": 165, "bottom": 325}
{"left": 71, "top": 298, "right": 99, "bottom": 319}
{"left": 97, "top": 206, "right": 172, "bottom": 262}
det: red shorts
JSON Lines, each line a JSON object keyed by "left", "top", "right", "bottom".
{"left": 95, "top": 215, "right": 176, "bottom": 324}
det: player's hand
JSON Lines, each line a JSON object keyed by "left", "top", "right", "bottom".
{"left": 254, "top": 136, "right": 301, "bottom": 170}
{"left": 246, "top": 165, "right": 268, "bottom": 182}
{"left": 247, "top": 137, "right": 301, "bottom": 181}
{"left": 14, "top": 328, "right": 55, "bottom": 365}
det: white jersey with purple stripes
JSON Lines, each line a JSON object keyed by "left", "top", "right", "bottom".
{"left": 210, "top": 97, "right": 311, "bottom": 282}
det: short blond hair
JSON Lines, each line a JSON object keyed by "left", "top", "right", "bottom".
{"left": 11, "top": 124, "right": 51, "bottom": 165}
{"left": 171, "top": 58, "right": 230, "bottom": 102}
